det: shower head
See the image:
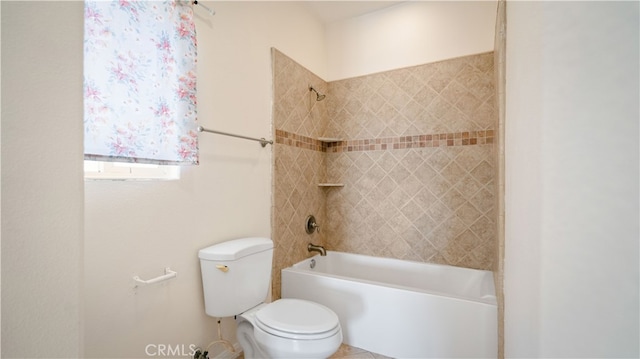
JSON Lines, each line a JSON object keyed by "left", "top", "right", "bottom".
{"left": 309, "top": 85, "right": 326, "bottom": 101}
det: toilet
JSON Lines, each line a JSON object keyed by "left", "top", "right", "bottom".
{"left": 198, "top": 237, "right": 342, "bottom": 359}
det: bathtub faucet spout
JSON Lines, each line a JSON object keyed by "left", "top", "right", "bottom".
{"left": 307, "top": 243, "right": 326, "bottom": 256}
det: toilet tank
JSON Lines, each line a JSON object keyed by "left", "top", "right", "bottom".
{"left": 199, "top": 237, "right": 273, "bottom": 318}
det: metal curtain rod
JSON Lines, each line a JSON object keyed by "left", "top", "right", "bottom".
{"left": 197, "top": 126, "right": 273, "bottom": 148}
{"left": 193, "top": 1, "right": 215, "bottom": 16}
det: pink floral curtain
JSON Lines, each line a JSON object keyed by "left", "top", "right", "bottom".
{"left": 84, "top": 0, "right": 198, "bottom": 165}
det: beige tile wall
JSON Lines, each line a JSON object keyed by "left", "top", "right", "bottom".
{"left": 325, "top": 145, "right": 495, "bottom": 268}
{"left": 272, "top": 49, "right": 497, "bottom": 297}
{"left": 272, "top": 49, "right": 328, "bottom": 299}
{"left": 326, "top": 54, "right": 496, "bottom": 139}
{"left": 323, "top": 53, "right": 497, "bottom": 270}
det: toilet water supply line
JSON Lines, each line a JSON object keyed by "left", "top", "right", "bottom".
{"left": 198, "top": 320, "right": 234, "bottom": 356}
{"left": 193, "top": 319, "right": 235, "bottom": 359}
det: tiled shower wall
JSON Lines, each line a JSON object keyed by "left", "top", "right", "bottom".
{"left": 272, "top": 49, "right": 497, "bottom": 297}
{"left": 324, "top": 53, "right": 496, "bottom": 270}
{"left": 271, "top": 49, "right": 328, "bottom": 299}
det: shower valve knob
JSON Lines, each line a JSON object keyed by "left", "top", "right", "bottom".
{"left": 305, "top": 215, "right": 320, "bottom": 234}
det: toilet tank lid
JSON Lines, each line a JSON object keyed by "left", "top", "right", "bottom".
{"left": 199, "top": 237, "right": 273, "bottom": 261}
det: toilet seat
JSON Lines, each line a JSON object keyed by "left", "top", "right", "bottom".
{"left": 255, "top": 299, "right": 340, "bottom": 340}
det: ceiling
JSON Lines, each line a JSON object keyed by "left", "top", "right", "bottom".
{"left": 303, "top": 1, "right": 404, "bottom": 24}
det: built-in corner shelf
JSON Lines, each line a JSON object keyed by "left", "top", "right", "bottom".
{"left": 317, "top": 137, "right": 342, "bottom": 143}
{"left": 317, "top": 183, "right": 344, "bottom": 187}
{"left": 317, "top": 137, "right": 343, "bottom": 187}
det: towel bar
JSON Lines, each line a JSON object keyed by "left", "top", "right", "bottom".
{"left": 133, "top": 267, "right": 177, "bottom": 287}
{"left": 197, "top": 126, "right": 273, "bottom": 147}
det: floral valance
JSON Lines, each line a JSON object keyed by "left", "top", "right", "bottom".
{"left": 84, "top": 0, "right": 198, "bottom": 165}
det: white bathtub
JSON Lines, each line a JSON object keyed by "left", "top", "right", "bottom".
{"left": 281, "top": 252, "right": 497, "bottom": 358}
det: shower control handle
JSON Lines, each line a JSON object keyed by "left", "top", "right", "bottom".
{"left": 305, "top": 215, "right": 320, "bottom": 234}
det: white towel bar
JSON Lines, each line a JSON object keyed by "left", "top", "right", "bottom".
{"left": 133, "top": 267, "right": 177, "bottom": 287}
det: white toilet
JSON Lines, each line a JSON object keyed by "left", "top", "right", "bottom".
{"left": 198, "top": 237, "right": 342, "bottom": 359}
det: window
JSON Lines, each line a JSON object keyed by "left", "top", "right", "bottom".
{"left": 84, "top": 161, "right": 180, "bottom": 180}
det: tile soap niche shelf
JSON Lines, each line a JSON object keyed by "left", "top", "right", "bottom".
{"left": 317, "top": 136, "right": 343, "bottom": 187}
{"left": 317, "top": 183, "right": 344, "bottom": 187}
{"left": 317, "top": 137, "right": 342, "bottom": 143}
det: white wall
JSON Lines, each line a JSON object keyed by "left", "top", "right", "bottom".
{"left": 325, "top": 1, "right": 497, "bottom": 81}
{"left": 83, "top": 2, "right": 326, "bottom": 358}
{"left": 1, "top": 2, "right": 84, "bottom": 357}
{"left": 505, "top": 2, "right": 639, "bottom": 357}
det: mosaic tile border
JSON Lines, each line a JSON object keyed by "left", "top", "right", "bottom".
{"left": 275, "top": 129, "right": 325, "bottom": 151}
{"left": 275, "top": 129, "right": 494, "bottom": 153}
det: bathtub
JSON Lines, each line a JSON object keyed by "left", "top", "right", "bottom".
{"left": 281, "top": 252, "right": 497, "bottom": 358}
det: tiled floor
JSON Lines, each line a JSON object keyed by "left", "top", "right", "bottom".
{"left": 330, "top": 344, "right": 393, "bottom": 359}
{"left": 235, "top": 344, "right": 392, "bottom": 359}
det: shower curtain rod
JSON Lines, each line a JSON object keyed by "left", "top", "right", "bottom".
{"left": 197, "top": 126, "right": 273, "bottom": 148}
{"left": 193, "top": 1, "right": 215, "bottom": 16}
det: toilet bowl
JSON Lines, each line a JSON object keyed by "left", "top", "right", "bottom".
{"left": 237, "top": 299, "right": 342, "bottom": 359}
{"left": 198, "top": 238, "right": 343, "bottom": 359}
